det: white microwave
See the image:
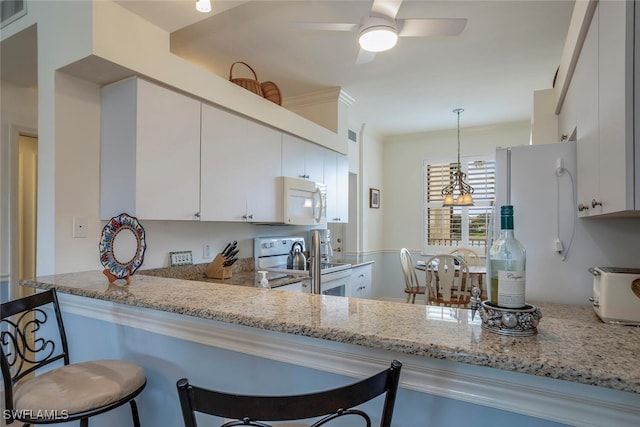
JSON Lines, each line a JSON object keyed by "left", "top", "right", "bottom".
{"left": 282, "top": 176, "right": 326, "bottom": 226}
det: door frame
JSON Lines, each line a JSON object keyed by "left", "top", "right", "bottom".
{"left": 4, "top": 123, "right": 38, "bottom": 300}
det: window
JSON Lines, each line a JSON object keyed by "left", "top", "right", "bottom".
{"left": 424, "top": 156, "right": 495, "bottom": 255}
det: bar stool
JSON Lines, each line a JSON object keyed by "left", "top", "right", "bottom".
{"left": 176, "top": 360, "right": 403, "bottom": 427}
{"left": 1, "top": 289, "right": 146, "bottom": 426}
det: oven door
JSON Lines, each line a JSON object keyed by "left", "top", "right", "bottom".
{"left": 321, "top": 269, "right": 352, "bottom": 297}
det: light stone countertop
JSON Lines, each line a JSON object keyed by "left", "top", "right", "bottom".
{"left": 21, "top": 270, "right": 640, "bottom": 395}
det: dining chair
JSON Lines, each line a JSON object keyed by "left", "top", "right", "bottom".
{"left": 424, "top": 254, "right": 471, "bottom": 307}
{"left": 1, "top": 289, "right": 147, "bottom": 426}
{"left": 399, "top": 248, "right": 426, "bottom": 303}
{"left": 449, "top": 247, "right": 484, "bottom": 297}
{"left": 176, "top": 359, "right": 403, "bottom": 427}
{"left": 449, "top": 247, "right": 481, "bottom": 266}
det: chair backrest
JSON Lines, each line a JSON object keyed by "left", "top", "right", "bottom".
{"left": 449, "top": 247, "right": 481, "bottom": 267}
{"left": 424, "top": 254, "right": 471, "bottom": 306}
{"left": 177, "top": 360, "right": 403, "bottom": 427}
{"left": 399, "top": 248, "right": 420, "bottom": 291}
{"left": 1, "top": 289, "right": 70, "bottom": 413}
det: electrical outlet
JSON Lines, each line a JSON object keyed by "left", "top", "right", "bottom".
{"left": 73, "top": 216, "right": 88, "bottom": 238}
{"left": 203, "top": 243, "right": 212, "bottom": 259}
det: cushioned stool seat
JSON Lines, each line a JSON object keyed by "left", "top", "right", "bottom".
{"left": 1, "top": 289, "right": 146, "bottom": 426}
{"left": 15, "top": 360, "right": 146, "bottom": 416}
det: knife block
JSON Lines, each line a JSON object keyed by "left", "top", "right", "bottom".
{"left": 205, "top": 253, "right": 233, "bottom": 279}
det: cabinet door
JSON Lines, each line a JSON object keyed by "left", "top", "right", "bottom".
{"left": 304, "top": 142, "right": 326, "bottom": 183}
{"left": 282, "top": 133, "right": 307, "bottom": 179}
{"left": 575, "top": 6, "right": 600, "bottom": 216}
{"left": 282, "top": 134, "right": 325, "bottom": 183}
{"left": 135, "top": 80, "right": 201, "bottom": 220}
{"left": 598, "top": 0, "right": 634, "bottom": 214}
{"left": 324, "top": 151, "right": 349, "bottom": 223}
{"left": 101, "top": 77, "right": 201, "bottom": 221}
{"left": 351, "top": 264, "right": 372, "bottom": 299}
{"left": 200, "top": 104, "right": 249, "bottom": 221}
{"left": 245, "top": 121, "right": 283, "bottom": 222}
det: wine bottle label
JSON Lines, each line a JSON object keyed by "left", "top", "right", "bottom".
{"left": 497, "top": 270, "right": 526, "bottom": 308}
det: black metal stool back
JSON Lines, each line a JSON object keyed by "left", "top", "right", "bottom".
{"left": 176, "top": 360, "right": 402, "bottom": 427}
{"left": 1, "top": 289, "right": 146, "bottom": 426}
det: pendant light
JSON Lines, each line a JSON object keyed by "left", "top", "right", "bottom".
{"left": 442, "top": 108, "right": 474, "bottom": 207}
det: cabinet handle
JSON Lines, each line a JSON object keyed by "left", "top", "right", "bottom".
{"left": 299, "top": 174, "right": 310, "bottom": 179}
{"left": 332, "top": 217, "right": 341, "bottom": 221}
{"left": 335, "top": 247, "right": 342, "bottom": 252}
{"left": 591, "top": 199, "right": 602, "bottom": 208}
{"left": 242, "top": 214, "right": 254, "bottom": 220}
{"left": 358, "top": 274, "right": 365, "bottom": 278}
{"left": 194, "top": 212, "right": 201, "bottom": 218}
{"left": 577, "top": 203, "right": 589, "bottom": 212}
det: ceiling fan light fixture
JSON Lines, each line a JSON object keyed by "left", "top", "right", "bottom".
{"left": 196, "top": 0, "right": 212, "bottom": 13}
{"left": 359, "top": 18, "right": 398, "bottom": 52}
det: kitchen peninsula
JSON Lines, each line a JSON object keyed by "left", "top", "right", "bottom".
{"left": 21, "top": 271, "right": 640, "bottom": 427}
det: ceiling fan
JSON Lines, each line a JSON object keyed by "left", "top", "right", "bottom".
{"left": 292, "top": 0, "right": 467, "bottom": 64}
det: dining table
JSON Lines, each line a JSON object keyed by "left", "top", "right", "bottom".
{"left": 415, "top": 260, "right": 487, "bottom": 298}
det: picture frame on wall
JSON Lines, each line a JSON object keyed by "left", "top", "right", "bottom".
{"left": 369, "top": 188, "right": 380, "bottom": 209}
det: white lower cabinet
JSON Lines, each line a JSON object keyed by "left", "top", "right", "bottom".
{"left": 100, "top": 77, "right": 201, "bottom": 220}
{"left": 200, "top": 103, "right": 283, "bottom": 222}
{"left": 351, "top": 263, "right": 372, "bottom": 299}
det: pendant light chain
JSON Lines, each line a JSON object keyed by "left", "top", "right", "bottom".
{"left": 442, "top": 108, "right": 475, "bottom": 207}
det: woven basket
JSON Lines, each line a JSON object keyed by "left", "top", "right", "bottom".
{"left": 260, "top": 81, "right": 282, "bottom": 105}
{"left": 229, "top": 62, "right": 263, "bottom": 96}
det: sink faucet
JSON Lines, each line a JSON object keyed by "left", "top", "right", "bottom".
{"left": 310, "top": 230, "right": 321, "bottom": 294}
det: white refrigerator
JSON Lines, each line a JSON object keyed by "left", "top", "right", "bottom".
{"left": 494, "top": 142, "right": 640, "bottom": 305}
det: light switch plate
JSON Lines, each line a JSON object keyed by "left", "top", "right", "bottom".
{"left": 73, "top": 216, "right": 88, "bottom": 238}
{"left": 170, "top": 250, "right": 193, "bottom": 267}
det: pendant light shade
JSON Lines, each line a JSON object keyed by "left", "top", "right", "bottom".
{"left": 442, "top": 108, "right": 474, "bottom": 207}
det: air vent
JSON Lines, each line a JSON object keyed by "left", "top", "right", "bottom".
{"left": 347, "top": 129, "right": 357, "bottom": 142}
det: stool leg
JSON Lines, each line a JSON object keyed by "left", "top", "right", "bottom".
{"left": 130, "top": 399, "right": 141, "bottom": 427}
{"left": 80, "top": 418, "right": 88, "bottom": 427}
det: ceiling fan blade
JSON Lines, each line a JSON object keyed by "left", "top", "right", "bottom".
{"left": 371, "top": 0, "right": 403, "bottom": 19}
{"left": 355, "top": 49, "right": 376, "bottom": 64}
{"left": 398, "top": 18, "right": 467, "bottom": 37}
{"left": 290, "top": 22, "right": 358, "bottom": 32}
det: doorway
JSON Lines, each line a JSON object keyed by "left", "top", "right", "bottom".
{"left": 17, "top": 134, "right": 37, "bottom": 297}
{"left": 4, "top": 128, "right": 38, "bottom": 301}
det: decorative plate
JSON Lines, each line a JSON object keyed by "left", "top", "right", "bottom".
{"left": 99, "top": 213, "right": 146, "bottom": 279}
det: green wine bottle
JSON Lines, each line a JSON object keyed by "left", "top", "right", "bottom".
{"left": 489, "top": 205, "right": 526, "bottom": 308}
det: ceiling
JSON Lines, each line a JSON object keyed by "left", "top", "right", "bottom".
{"left": 6, "top": 1, "right": 576, "bottom": 137}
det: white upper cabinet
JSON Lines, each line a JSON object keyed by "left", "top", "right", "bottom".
{"left": 324, "top": 151, "right": 349, "bottom": 223}
{"left": 200, "top": 103, "right": 283, "bottom": 222}
{"left": 100, "top": 77, "right": 201, "bottom": 221}
{"left": 282, "top": 133, "right": 325, "bottom": 183}
{"left": 574, "top": 4, "right": 600, "bottom": 217}
{"left": 572, "top": 1, "right": 638, "bottom": 216}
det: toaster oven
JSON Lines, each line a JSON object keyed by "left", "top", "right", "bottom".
{"left": 589, "top": 267, "right": 640, "bottom": 325}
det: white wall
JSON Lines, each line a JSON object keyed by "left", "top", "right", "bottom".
{"left": 360, "top": 125, "right": 385, "bottom": 253}
{"left": 383, "top": 120, "right": 531, "bottom": 252}
{"left": 379, "top": 120, "right": 531, "bottom": 301}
